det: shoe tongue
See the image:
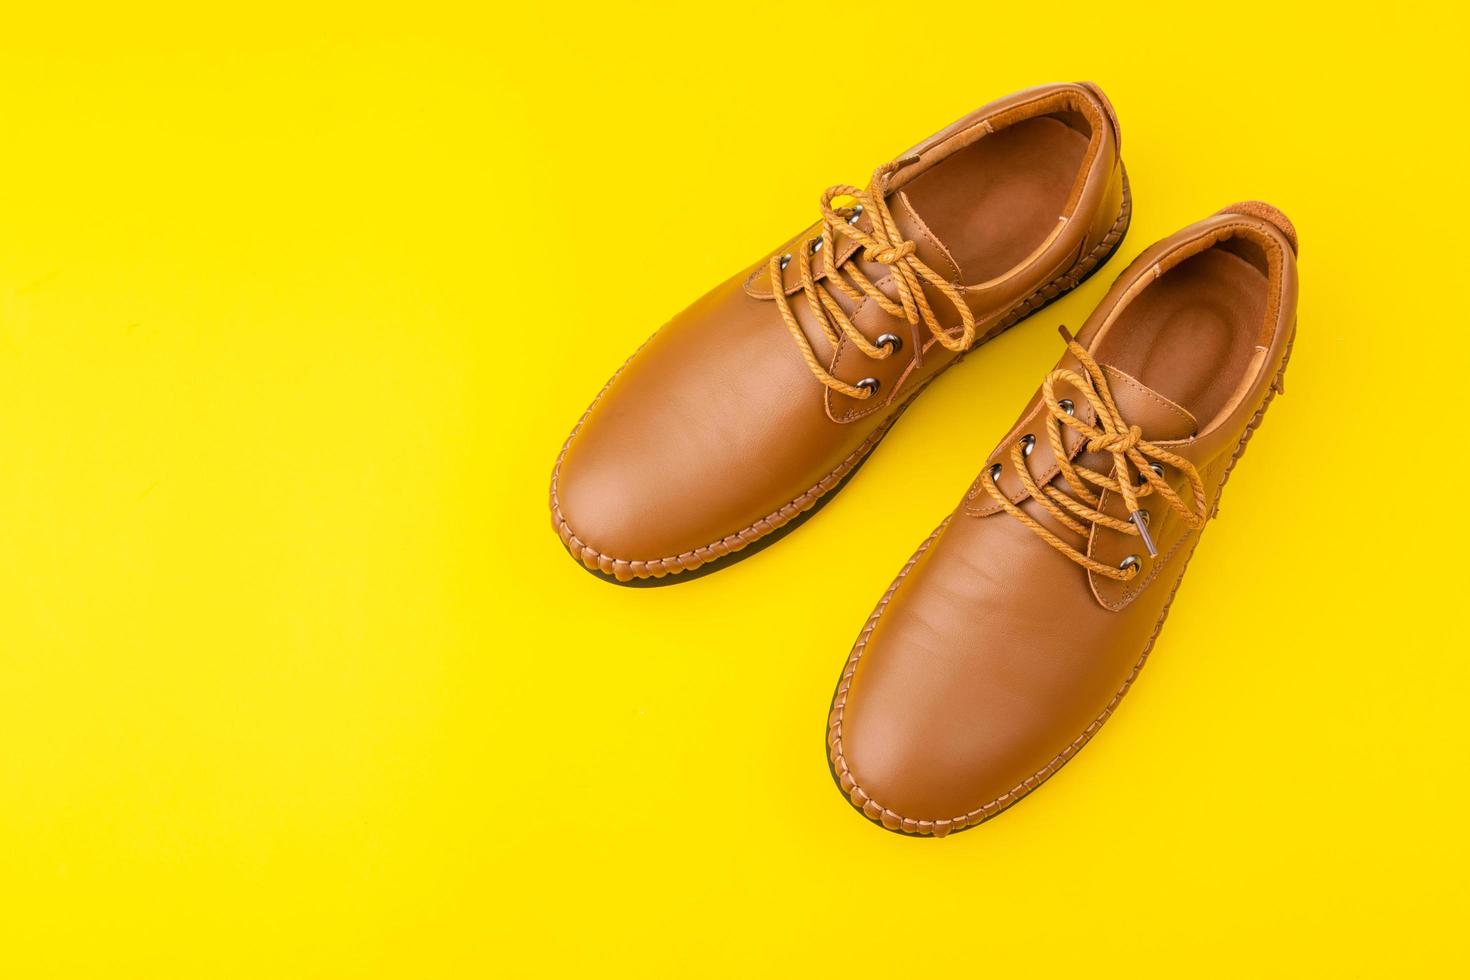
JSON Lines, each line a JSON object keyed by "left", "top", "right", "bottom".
{"left": 1095, "top": 363, "right": 1197, "bottom": 441}
{"left": 886, "top": 191, "right": 963, "bottom": 282}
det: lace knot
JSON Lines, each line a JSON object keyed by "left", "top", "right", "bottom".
{"left": 1087, "top": 424, "right": 1142, "bottom": 454}
{"left": 863, "top": 240, "right": 916, "bottom": 265}
{"left": 979, "top": 332, "right": 1211, "bottom": 583}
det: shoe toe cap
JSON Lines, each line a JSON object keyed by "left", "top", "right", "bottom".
{"left": 828, "top": 555, "right": 1092, "bottom": 835}
{"left": 830, "top": 672, "right": 1009, "bottom": 836}
{"left": 549, "top": 390, "right": 812, "bottom": 582}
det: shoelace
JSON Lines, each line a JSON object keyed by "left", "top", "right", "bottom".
{"left": 769, "top": 161, "right": 976, "bottom": 400}
{"left": 981, "top": 328, "right": 1209, "bottom": 581}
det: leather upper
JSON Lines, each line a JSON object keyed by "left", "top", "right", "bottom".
{"left": 827, "top": 205, "right": 1300, "bottom": 835}
{"left": 552, "top": 82, "right": 1129, "bottom": 581}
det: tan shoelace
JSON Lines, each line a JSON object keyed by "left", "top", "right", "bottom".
{"left": 981, "top": 328, "right": 1209, "bottom": 581}
{"left": 769, "top": 162, "right": 976, "bottom": 400}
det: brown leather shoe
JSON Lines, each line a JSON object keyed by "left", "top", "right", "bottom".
{"left": 552, "top": 83, "right": 1130, "bottom": 583}
{"left": 827, "top": 203, "right": 1299, "bottom": 835}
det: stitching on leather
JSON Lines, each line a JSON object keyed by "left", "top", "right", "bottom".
{"left": 1086, "top": 235, "right": 1291, "bottom": 610}
{"left": 963, "top": 397, "right": 1098, "bottom": 514}
{"left": 551, "top": 175, "right": 1129, "bottom": 581}
{"left": 744, "top": 221, "right": 866, "bottom": 298}
{"left": 1094, "top": 329, "right": 1294, "bottom": 612}
{"left": 899, "top": 195, "right": 961, "bottom": 283}
{"left": 816, "top": 200, "right": 958, "bottom": 419}
{"left": 743, "top": 221, "right": 833, "bottom": 297}
{"left": 552, "top": 161, "right": 1132, "bottom": 582}
{"left": 905, "top": 86, "right": 1105, "bottom": 188}
{"left": 835, "top": 179, "right": 1128, "bottom": 423}
{"left": 1102, "top": 367, "right": 1194, "bottom": 430}
{"left": 1090, "top": 500, "right": 1194, "bottom": 612}
{"left": 833, "top": 171, "right": 1132, "bottom": 425}
{"left": 746, "top": 84, "right": 1117, "bottom": 301}
{"left": 827, "top": 326, "right": 1294, "bottom": 835}
{"left": 551, "top": 417, "right": 894, "bottom": 580}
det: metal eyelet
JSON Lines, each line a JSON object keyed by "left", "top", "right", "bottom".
{"left": 1059, "top": 398, "right": 1075, "bottom": 416}
{"left": 855, "top": 377, "right": 880, "bottom": 397}
{"left": 1132, "top": 509, "right": 1151, "bottom": 528}
{"left": 847, "top": 204, "right": 864, "bottom": 225}
{"left": 876, "top": 333, "right": 902, "bottom": 354}
{"left": 1020, "top": 434, "right": 1036, "bottom": 457}
{"left": 810, "top": 239, "right": 823, "bottom": 253}
{"left": 988, "top": 463, "right": 1002, "bottom": 481}
{"left": 779, "top": 253, "right": 791, "bottom": 270}
{"left": 1119, "top": 555, "right": 1142, "bottom": 574}
{"left": 1138, "top": 461, "right": 1165, "bottom": 486}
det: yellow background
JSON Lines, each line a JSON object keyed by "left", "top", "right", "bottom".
{"left": 2, "top": 4, "right": 1466, "bottom": 976}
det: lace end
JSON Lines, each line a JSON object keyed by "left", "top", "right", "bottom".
{"left": 1130, "top": 510, "right": 1158, "bottom": 557}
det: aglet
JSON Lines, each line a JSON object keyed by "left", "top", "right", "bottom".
{"left": 1131, "top": 510, "right": 1158, "bottom": 557}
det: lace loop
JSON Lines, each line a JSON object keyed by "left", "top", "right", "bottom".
{"left": 770, "top": 162, "right": 976, "bottom": 400}
{"left": 981, "top": 328, "right": 1209, "bottom": 582}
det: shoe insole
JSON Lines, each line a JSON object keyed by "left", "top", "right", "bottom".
{"left": 1096, "top": 247, "right": 1269, "bottom": 426}
{"left": 903, "top": 116, "right": 1090, "bottom": 282}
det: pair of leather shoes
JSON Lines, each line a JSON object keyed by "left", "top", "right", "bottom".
{"left": 549, "top": 82, "right": 1298, "bottom": 836}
